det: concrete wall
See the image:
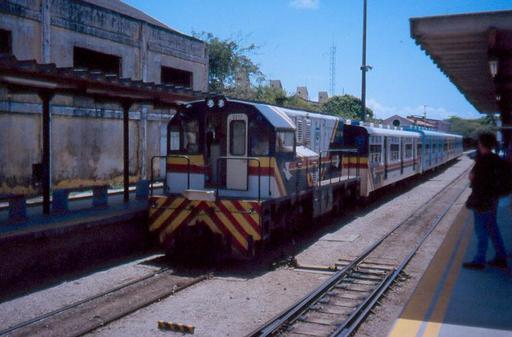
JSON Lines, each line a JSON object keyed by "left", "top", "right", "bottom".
{"left": 0, "top": 110, "right": 42, "bottom": 195}
{"left": 0, "top": 95, "right": 173, "bottom": 195}
{"left": 0, "top": 0, "right": 208, "bottom": 196}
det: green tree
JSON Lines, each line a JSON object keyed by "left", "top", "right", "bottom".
{"left": 322, "top": 95, "right": 373, "bottom": 120}
{"left": 194, "top": 32, "right": 264, "bottom": 94}
{"left": 254, "top": 85, "right": 287, "bottom": 105}
{"left": 282, "top": 95, "right": 321, "bottom": 112}
{"left": 448, "top": 116, "right": 495, "bottom": 140}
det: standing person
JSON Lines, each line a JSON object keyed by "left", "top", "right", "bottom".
{"left": 463, "top": 132, "right": 508, "bottom": 269}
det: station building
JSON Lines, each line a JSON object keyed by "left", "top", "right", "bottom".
{"left": 0, "top": 0, "right": 208, "bottom": 195}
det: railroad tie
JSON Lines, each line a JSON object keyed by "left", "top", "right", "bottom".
{"left": 157, "top": 321, "right": 195, "bottom": 334}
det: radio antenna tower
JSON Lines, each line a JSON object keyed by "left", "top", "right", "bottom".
{"left": 329, "top": 43, "right": 336, "bottom": 97}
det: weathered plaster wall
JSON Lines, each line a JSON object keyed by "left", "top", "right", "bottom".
{"left": 0, "top": 2, "right": 42, "bottom": 62}
{"left": 0, "top": 112, "right": 42, "bottom": 195}
{"left": 0, "top": 92, "right": 173, "bottom": 196}
{"left": 51, "top": 116, "right": 140, "bottom": 189}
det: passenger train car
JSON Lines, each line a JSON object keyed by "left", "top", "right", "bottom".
{"left": 148, "top": 96, "right": 463, "bottom": 258}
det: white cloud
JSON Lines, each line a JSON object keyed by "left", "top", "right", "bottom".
{"left": 289, "top": 0, "right": 319, "bottom": 9}
{"left": 366, "top": 98, "right": 476, "bottom": 121}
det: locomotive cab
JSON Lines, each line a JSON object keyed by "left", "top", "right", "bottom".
{"left": 165, "top": 96, "right": 296, "bottom": 199}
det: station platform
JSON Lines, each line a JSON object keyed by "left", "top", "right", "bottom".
{"left": 388, "top": 195, "right": 512, "bottom": 337}
{"left": 0, "top": 190, "right": 146, "bottom": 234}
{"left": 0, "top": 191, "right": 151, "bottom": 291}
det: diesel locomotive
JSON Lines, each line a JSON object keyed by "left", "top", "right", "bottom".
{"left": 148, "top": 96, "right": 463, "bottom": 258}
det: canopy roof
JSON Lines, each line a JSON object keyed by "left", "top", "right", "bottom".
{"left": 410, "top": 10, "right": 512, "bottom": 114}
{"left": 0, "top": 55, "right": 204, "bottom": 105}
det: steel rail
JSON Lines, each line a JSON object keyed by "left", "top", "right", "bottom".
{"left": 0, "top": 267, "right": 171, "bottom": 336}
{"left": 0, "top": 267, "right": 209, "bottom": 337}
{"left": 247, "top": 163, "right": 470, "bottom": 337}
{"left": 331, "top": 179, "right": 469, "bottom": 337}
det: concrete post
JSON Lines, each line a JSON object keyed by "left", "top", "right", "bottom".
{"left": 140, "top": 106, "right": 148, "bottom": 179}
{"left": 41, "top": 0, "right": 51, "bottom": 63}
{"left": 122, "top": 101, "right": 132, "bottom": 203}
{"left": 39, "top": 92, "right": 54, "bottom": 214}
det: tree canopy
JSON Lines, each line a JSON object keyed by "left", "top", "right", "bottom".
{"left": 321, "top": 95, "right": 374, "bottom": 120}
{"left": 448, "top": 116, "right": 496, "bottom": 140}
{"left": 194, "top": 32, "right": 264, "bottom": 96}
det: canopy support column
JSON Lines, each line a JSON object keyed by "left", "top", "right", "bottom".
{"left": 122, "top": 101, "right": 133, "bottom": 203}
{"left": 39, "top": 91, "right": 54, "bottom": 215}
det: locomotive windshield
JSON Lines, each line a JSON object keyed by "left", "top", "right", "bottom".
{"left": 276, "top": 131, "right": 295, "bottom": 153}
{"left": 249, "top": 118, "right": 270, "bottom": 156}
{"left": 167, "top": 116, "right": 200, "bottom": 154}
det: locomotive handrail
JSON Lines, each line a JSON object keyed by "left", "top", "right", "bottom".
{"left": 216, "top": 156, "right": 262, "bottom": 201}
{"left": 150, "top": 155, "right": 191, "bottom": 196}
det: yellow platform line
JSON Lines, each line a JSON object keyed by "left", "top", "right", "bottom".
{"left": 388, "top": 207, "right": 471, "bottom": 337}
{"left": 421, "top": 218, "right": 472, "bottom": 337}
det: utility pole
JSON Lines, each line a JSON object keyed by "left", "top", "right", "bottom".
{"left": 329, "top": 43, "right": 336, "bottom": 97}
{"left": 360, "top": 0, "right": 369, "bottom": 122}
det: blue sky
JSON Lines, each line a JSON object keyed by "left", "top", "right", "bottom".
{"left": 125, "top": 0, "right": 511, "bottom": 120}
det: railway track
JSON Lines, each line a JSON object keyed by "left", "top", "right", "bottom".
{"left": 0, "top": 266, "right": 208, "bottom": 337}
{"left": 248, "top": 166, "right": 470, "bottom": 337}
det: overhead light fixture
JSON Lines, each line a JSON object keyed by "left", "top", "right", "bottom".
{"left": 489, "top": 56, "right": 499, "bottom": 78}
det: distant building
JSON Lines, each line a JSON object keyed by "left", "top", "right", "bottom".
{"left": 296, "top": 86, "right": 309, "bottom": 101}
{"left": 0, "top": 0, "right": 208, "bottom": 89}
{"left": 382, "top": 114, "right": 451, "bottom": 131}
{"left": 270, "top": 80, "right": 283, "bottom": 91}
{"left": 318, "top": 91, "right": 329, "bottom": 104}
{"left": 407, "top": 116, "right": 451, "bottom": 132}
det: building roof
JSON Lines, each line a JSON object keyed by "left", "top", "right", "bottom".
{"left": 410, "top": 10, "right": 512, "bottom": 114}
{"left": 81, "top": 0, "right": 200, "bottom": 41}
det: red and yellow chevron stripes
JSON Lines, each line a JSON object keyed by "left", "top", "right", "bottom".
{"left": 148, "top": 196, "right": 262, "bottom": 255}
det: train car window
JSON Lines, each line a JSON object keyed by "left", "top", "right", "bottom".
{"left": 276, "top": 131, "right": 295, "bottom": 153}
{"left": 369, "top": 145, "right": 382, "bottom": 163}
{"left": 390, "top": 144, "right": 400, "bottom": 161}
{"left": 405, "top": 144, "right": 413, "bottom": 158}
{"left": 183, "top": 120, "right": 199, "bottom": 153}
{"left": 230, "top": 120, "right": 246, "bottom": 156}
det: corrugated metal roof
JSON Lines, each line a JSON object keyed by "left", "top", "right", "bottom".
{"left": 410, "top": 10, "right": 512, "bottom": 113}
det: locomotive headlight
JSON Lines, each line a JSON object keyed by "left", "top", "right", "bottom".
{"left": 218, "top": 98, "right": 225, "bottom": 108}
{"left": 206, "top": 98, "right": 215, "bottom": 109}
